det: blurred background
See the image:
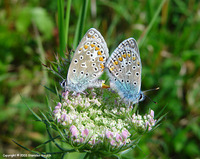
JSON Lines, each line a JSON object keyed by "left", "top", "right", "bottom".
{"left": 0, "top": 0, "right": 200, "bottom": 158}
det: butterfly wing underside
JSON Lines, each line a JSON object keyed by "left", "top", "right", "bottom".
{"left": 67, "top": 28, "right": 109, "bottom": 92}
{"left": 106, "top": 38, "right": 142, "bottom": 103}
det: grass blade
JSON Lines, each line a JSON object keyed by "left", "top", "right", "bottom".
{"left": 20, "top": 95, "right": 42, "bottom": 122}
{"left": 57, "top": 0, "right": 65, "bottom": 57}
{"left": 138, "top": 0, "right": 167, "bottom": 48}
{"left": 65, "top": 0, "right": 72, "bottom": 46}
{"left": 73, "top": 0, "right": 89, "bottom": 50}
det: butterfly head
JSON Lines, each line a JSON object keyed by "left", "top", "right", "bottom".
{"left": 139, "top": 91, "right": 145, "bottom": 102}
{"left": 60, "top": 79, "right": 68, "bottom": 91}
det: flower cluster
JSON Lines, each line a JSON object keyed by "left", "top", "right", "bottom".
{"left": 53, "top": 91, "right": 157, "bottom": 152}
{"left": 132, "top": 110, "right": 156, "bottom": 132}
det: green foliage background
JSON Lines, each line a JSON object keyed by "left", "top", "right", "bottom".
{"left": 0, "top": 0, "right": 200, "bottom": 158}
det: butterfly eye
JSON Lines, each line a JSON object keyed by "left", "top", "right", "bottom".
{"left": 139, "top": 94, "right": 143, "bottom": 101}
{"left": 61, "top": 81, "right": 66, "bottom": 87}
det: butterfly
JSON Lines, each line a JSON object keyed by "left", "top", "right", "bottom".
{"left": 105, "top": 38, "right": 145, "bottom": 105}
{"left": 60, "top": 28, "right": 109, "bottom": 93}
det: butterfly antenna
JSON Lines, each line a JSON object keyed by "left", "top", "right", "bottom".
{"left": 144, "top": 95, "right": 157, "bottom": 104}
{"left": 42, "top": 64, "right": 65, "bottom": 80}
{"left": 143, "top": 87, "right": 159, "bottom": 93}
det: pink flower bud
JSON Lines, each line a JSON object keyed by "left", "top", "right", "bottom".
{"left": 121, "top": 130, "right": 129, "bottom": 139}
{"left": 106, "top": 131, "right": 113, "bottom": 139}
{"left": 81, "top": 128, "right": 89, "bottom": 137}
{"left": 55, "top": 102, "right": 62, "bottom": 109}
{"left": 150, "top": 110, "right": 154, "bottom": 117}
{"left": 92, "top": 139, "right": 95, "bottom": 145}
{"left": 53, "top": 109, "right": 59, "bottom": 114}
{"left": 116, "top": 133, "right": 122, "bottom": 142}
{"left": 145, "top": 121, "right": 150, "bottom": 129}
{"left": 70, "top": 125, "right": 79, "bottom": 138}
{"left": 110, "top": 139, "right": 116, "bottom": 146}
{"left": 61, "top": 114, "right": 67, "bottom": 121}
{"left": 80, "top": 138, "right": 84, "bottom": 143}
{"left": 62, "top": 91, "right": 69, "bottom": 98}
{"left": 66, "top": 99, "right": 71, "bottom": 104}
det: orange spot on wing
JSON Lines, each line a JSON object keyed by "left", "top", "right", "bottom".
{"left": 110, "top": 66, "right": 115, "bottom": 71}
{"left": 97, "top": 51, "right": 102, "bottom": 55}
{"left": 118, "top": 57, "right": 123, "bottom": 61}
{"left": 122, "top": 54, "right": 126, "bottom": 58}
{"left": 132, "top": 56, "right": 136, "bottom": 60}
{"left": 99, "top": 57, "right": 104, "bottom": 61}
{"left": 114, "top": 61, "right": 118, "bottom": 65}
{"left": 95, "top": 46, "right": 100, "bottom": 51}
{"left": 91, "top": 44, "right": 95, "bottom": 47}
{"left": 100, "top": 63, "right": 105, "bottom": 71}
{"left": 84, "top": 45, "right": 89, "bottom": 49}
{"left": 128, "top": 53, "right": 131, "bottom": 57}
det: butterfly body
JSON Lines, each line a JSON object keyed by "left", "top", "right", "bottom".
{"left": 106, "top": 38, "right": 145, "bottom": 104}
{"left": 61, "top": 28, "right": 109, "bottom": 93}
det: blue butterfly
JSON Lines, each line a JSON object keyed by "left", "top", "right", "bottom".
{"left": 60, "top": 28, "right": 109, "bottom": 93}
{"left": 106, "top": 38, "right": 145, "bottom": 104}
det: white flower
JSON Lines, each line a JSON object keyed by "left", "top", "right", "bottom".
{"left": 52, "top": 92, "right": 158, "bottom": 151}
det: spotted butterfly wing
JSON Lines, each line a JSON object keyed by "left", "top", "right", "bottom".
{"left": 106, "top": 38, "right": 144, "bottom": 104}
{"left": 63, "top": 28, "right": 109, "bottom": 93}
